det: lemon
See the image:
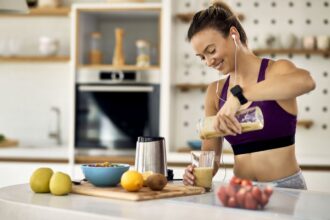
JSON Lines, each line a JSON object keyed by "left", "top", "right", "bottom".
{"left": 142, "top": 171, "right": 154, "bottom": 186}
{"left": 120, "top": 170, "right": 143, "bottom": 192}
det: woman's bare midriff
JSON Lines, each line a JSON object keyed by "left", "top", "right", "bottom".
{"left": 233, "top": 145, "right": 300, "bottom": 182}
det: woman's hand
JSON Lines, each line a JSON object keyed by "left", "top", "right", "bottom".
{"left": 215, "top": 95, "right": 242, "bottom": 135}
{"left": 183, "top": 164, "right": 196, "bottom": 186}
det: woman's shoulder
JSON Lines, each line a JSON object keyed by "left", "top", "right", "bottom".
{"left": 205, "top": 78, "right": 228, "bottom": 111}
{"left": 267, "top": 59, "right": 298, "bottom": 76}
{"left": 206, "top": 78, "right": 228, "bottom": 96}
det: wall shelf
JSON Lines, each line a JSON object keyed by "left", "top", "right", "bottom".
{"left": 78, "top": 65, "right": 160, "bottom": 71}
{"left": 0, "top": 7, "right": 71, "bottom": 17}
{"left": 176, "top": 12, "right": 245, "bottom": 23}
{"left": 297, "top": 120, "right": 314, "bottom": 129}
{"left": 253, "top": 49, "right": 330, "bottom": 56}
{"left": 175, "top": 83, "right": 208, "bottom": 92}
{"left": 0, "top": 56, "right": 70, "bottom": 62}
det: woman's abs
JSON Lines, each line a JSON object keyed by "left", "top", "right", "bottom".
{"left": 233, "top": 145, "right": 300, "bottom": 182}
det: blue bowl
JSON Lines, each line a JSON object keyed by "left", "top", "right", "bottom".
{"left": 187, "top": 140, "right": 202, "bottom": 150}
{"left": 81, "top": 163, "right": 130, "bottom": 187}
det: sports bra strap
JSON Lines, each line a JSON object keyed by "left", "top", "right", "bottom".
{"left": 257, "top": 58, "right": 270, "bottom": 82}
{"left": 219, "top": 58, "right": 269, "bottom": 109}
{"left": 219, "top": 76, "right": 230, "bottom": 108}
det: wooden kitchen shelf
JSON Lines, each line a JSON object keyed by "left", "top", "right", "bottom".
{"left": 78, "top": 65, "right": 160, "bottom": 71}
{"left": 176, "top": 12, "right": 245, "bottom": 23}
{"left": 253, "top": 49, "right": 330, "bottom": 56}
{"left": 297, "top": 120, "right": 314, "bottom": 129}
{"left": 175, "top": 83, "right": 208, "bottom": 92}
{"left": 0, "top": 7, "right": 71, "bottom": 17}
{"left": 0, "top": 56, "right": 70, "bottom": 62}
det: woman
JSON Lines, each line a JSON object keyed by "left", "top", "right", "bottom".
{"left": 182, "top": 1, "right": 315, "bottom": 189}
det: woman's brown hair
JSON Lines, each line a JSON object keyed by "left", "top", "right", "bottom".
{"left": 187, "top": 1, "right": 247, "bottom": 46}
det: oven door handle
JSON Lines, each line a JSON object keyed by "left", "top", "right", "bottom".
{"left": 78, "top": 85, "right": 154, "bottom": 92}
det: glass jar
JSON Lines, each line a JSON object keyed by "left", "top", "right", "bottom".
{"left": 38, "top": 37, "right": 59, "bottom": 56}
{"left": 136, "top": 39, "right": 150, "bottom": 66}
{"left": 38, "top": 0, "right": 60, "bottom": 8}
{"left": 89, "top": 32, "right": 102, "bottom": 64}
{"left": 197, "top": 106, "right": 264, "bottom": 139}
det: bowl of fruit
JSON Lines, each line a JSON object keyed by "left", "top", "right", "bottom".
{"left": 81, "top": 162, "right": 130, "bottom": 187}
{"left": 216, "top": 176, "right": 273, "bottom": 210}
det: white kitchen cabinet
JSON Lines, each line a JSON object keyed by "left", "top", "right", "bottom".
{"left": 73, "top": 3, "right": 162, "bottom": 69}
{"left": 303, "top": 171, "right": 330, "bottom": 193}
{"left": 0, "top": 162, "right": 69, "bottom": 188}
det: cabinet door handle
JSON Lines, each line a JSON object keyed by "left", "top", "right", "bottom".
{"left": 78, "top": 85, "right": 154, "bottom": 92}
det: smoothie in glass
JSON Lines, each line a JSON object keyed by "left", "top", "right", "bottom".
{"left": 193, "top": 167, "right": 213, "bottom": 191}
{"left": 191, "top": 151, "right": 215, "bottom": 191}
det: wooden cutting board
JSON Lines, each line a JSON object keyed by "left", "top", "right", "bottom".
{"left": 0, "top": 139, "right": 18, "bottom": 148}
{"left": 72, "top": 182, "right": 205, "bottom": 201}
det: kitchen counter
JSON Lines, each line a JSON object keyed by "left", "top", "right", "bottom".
{"left": 0, "top": 183, "right": 329, "bottom": 220}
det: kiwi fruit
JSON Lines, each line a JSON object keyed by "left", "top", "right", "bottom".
{"left": 146, "top": 173, "right": 167, "bottom": 191}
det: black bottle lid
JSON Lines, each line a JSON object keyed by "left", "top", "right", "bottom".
{"left": 137, "top": 136, "right": 164, "bottom": 142}
{"left": 167, "top": 169, "right": 174, "bottom": 181}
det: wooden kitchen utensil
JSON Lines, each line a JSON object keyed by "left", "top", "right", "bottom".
{"left": 72, "top": 182, "right": 205, "bottom": 201}
{"left": 112, "top": 28, "right": 125, "bottom": 66}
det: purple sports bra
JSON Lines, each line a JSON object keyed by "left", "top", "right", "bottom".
{"left": 219, "top": 58, "right": 297, "bottom": 155}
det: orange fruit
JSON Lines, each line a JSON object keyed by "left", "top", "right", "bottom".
{"left": 120, "top": 170, "right": 143, "bottom": 192}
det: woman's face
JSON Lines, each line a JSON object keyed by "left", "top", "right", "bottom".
{"left": 190, "top": 28, "right": 234, "bottom": 74}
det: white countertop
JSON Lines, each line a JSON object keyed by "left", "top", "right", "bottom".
{"left": 0, "top": 146, "right": 69, "bottom": 160}
{"left": 0, "top": 183, "right": 329, "bottom": 220}
{"left": 1, "top": 146, "right": 330, "bottom": 167}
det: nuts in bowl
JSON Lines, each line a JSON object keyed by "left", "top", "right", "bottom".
{"left": 81, "top": 162, "right": 130, "bottom": 187}
{"left": 216, "top": 176, "right": 273, "bottom": 210}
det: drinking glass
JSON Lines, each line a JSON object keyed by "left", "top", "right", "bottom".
{"left": 191, "top": 151, "right": 215, "bottom": 192}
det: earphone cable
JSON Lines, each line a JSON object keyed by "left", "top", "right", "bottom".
{"left": 217, "top": 36, "right": 238, "bottom": 182}
{"left": 234, "top": 39, "right": 238, "bottom": 85}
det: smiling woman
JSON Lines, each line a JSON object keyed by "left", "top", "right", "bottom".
{"left": 182, "top": 0, "right": 316, "bottom": 190}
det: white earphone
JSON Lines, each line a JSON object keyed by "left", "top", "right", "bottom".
{"left": 232, "top": 34, "right": 238, "bottom": 47}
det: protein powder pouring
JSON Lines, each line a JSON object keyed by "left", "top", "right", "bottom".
{"left": 197, "top": 106, "right": 264, "bottom": 139}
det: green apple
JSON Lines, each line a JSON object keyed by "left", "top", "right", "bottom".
{"left": 30, "top": 167, "right": 53, "bottom": 193}
{"left": 49, "top": 172, "right": 72, "bottom": 196}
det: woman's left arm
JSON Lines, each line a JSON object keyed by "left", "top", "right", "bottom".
{"left": 244, "top": 59, "right": 316, "bottom": 101}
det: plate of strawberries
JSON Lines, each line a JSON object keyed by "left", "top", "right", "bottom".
{"left": 216, "top": 176, "right": 273, "bottom": 210}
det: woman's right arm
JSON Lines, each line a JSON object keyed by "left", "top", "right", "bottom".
{"left": 183, "top": 81, "right": 224, "bottom": 185}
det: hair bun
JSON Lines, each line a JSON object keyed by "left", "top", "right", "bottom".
{"left": 210, "top": 0, "right": 234, "bottom": 16}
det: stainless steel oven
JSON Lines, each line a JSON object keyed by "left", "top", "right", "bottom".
{"left": 74, "top": 69, "right": 160, "bottom": 149}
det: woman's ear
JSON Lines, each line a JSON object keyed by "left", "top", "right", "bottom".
{"left": 229, "top": 27, "right": 240, "bottom": 42}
